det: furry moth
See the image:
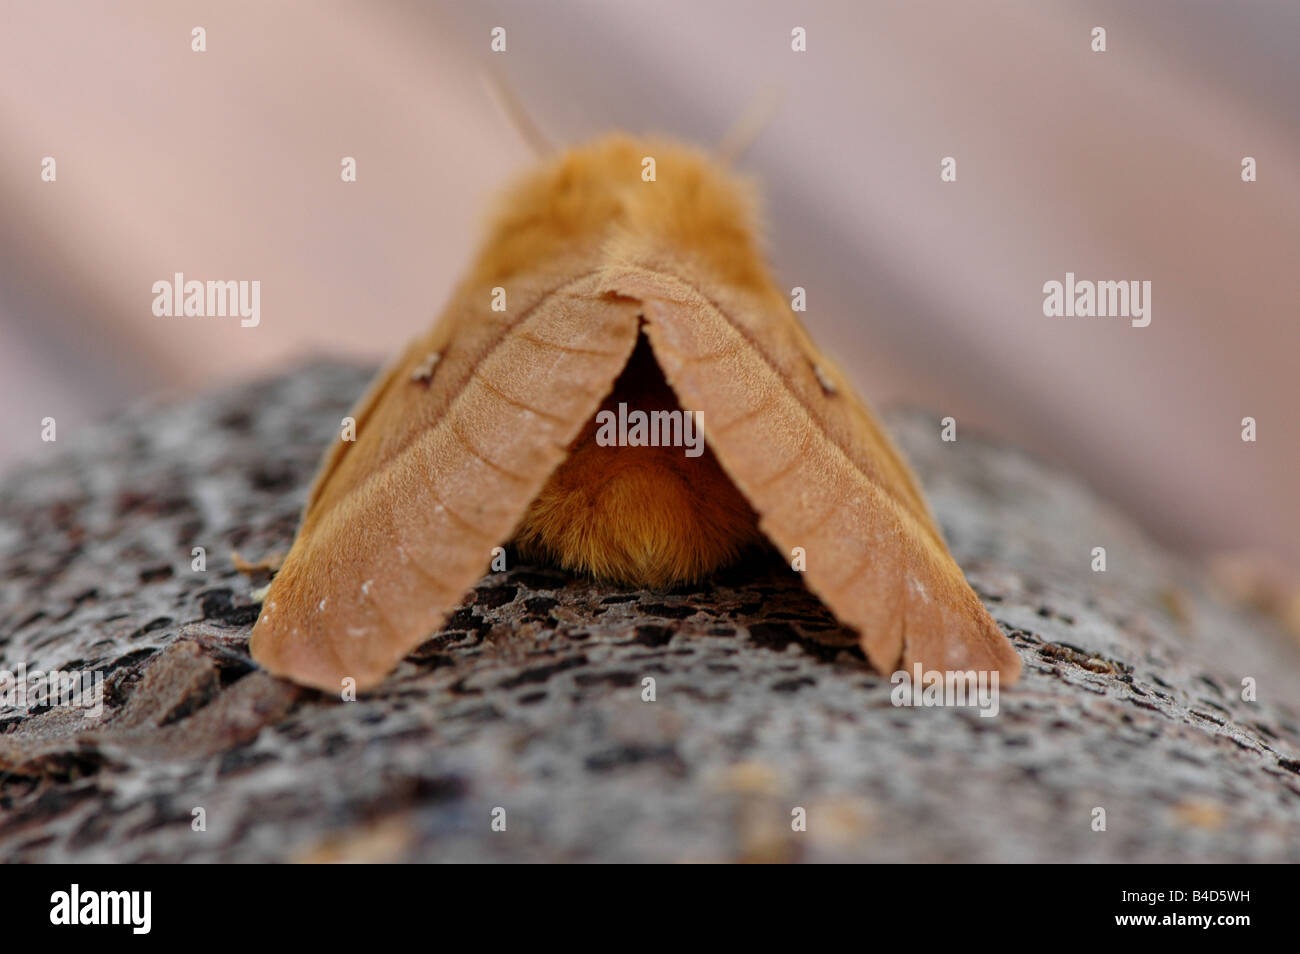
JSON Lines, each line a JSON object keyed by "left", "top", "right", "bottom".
{"left": 250, "top": 134, "right": 1022, "bottom": 691}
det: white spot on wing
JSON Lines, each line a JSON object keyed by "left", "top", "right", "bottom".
{"left": 813, "top": 364, "right": 837, "bottom": 395}
{"left": 411, "top": 351, "right": 442, "bottom": 383}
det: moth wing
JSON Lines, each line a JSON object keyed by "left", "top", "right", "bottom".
{"left": 608, "top": 267, "right": 1021, "bottom": 683}
{"left": 251, "top": 274, "right": 641, "bottom": 690}
{"left": 301, "top": 332, "right": 449, "bottom": 520}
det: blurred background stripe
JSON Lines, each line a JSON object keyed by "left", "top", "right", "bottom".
{"left": 1, "top": 0, "right": 1297, "bottom": 574}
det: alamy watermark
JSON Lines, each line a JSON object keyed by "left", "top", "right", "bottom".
{"left": 1, "top": 663, "right": 104, "bottom": 719}
{"left": 50, "top": 884, "right": 150, "bottom": 934}
{"left": 890, "top": 664, "right": 1000, "bottom": 718}
{"left": 1043, "top": 272, "right": 1151, "bottom": 327}
{"left": 594, "top": 402, "right": 704, "bottom": 458}
{"left": 152, "top": 272, "right": 260, "bottom": 327}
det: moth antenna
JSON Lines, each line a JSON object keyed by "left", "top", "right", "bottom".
{"left": 481, "top": 69, "right": 555, "bottom": 158}
{"left": 716, "top": 87, "right": 782, "bottom": 164}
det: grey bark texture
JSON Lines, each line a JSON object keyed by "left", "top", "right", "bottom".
{"left": 2, "top": 361, "right": 1298, "bottom": 862}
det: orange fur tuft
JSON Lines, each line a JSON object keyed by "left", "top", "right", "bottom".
{"left": 466, "top": 134, "right": 770, "bottom": 298}
{"left": 515, "top": 334, "right": 761, "bottom": 587}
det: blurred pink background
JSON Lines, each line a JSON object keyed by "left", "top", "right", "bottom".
{"left": 1, "top": 1, "right": 1297, "bottom": 572}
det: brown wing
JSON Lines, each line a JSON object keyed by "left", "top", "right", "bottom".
{"left": 250, "top": 272, "right": 641, "bottom": 691}
{"left": 604, "top": 265, "right": 1022, "bottom": 682}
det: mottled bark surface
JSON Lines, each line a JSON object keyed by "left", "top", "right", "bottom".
{"left": 1, "top": 361, "right": 1298, "bottom": 862}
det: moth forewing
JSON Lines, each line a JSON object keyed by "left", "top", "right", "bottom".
{"left": 250, "top": 277, "right": 642, "bottom": 690}
{"left": 628, "top": 288, "right": 1021, "bottom": 683}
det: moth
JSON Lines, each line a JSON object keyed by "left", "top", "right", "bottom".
{"left": 250, "top": 125, "right": 1022, "bottom": 692}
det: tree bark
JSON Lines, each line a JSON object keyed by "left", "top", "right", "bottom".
{"left": 2, "top": 361, "right": 1298, "bottom": 862}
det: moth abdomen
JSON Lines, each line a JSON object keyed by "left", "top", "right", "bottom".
{"left": 515, "top": 333, "right": 762, "bottom": 587}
